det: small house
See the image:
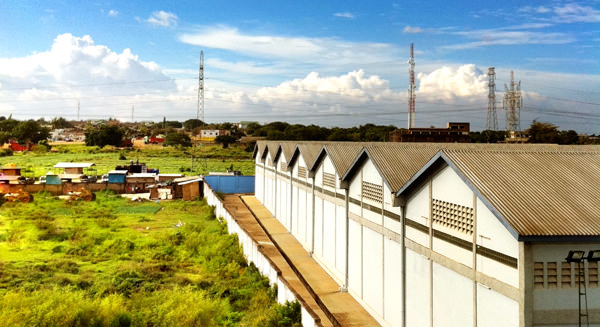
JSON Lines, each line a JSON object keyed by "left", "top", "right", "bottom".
{"left": 126, "top": 173, "right": 157, "bottom": 192}
{"left": 178, "top": 178, "right": 203, "bottom": 200}
{"left": 157, "top": 173, "right": 183, "bottom": 183}
{"left": 54, "top": 162, "right": 95, "bottom": 182}
{"left": 0, "top": 165, "right": 25, "bottom": 184}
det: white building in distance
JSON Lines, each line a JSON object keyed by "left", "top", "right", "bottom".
{"left": 253, "top": 141, "right": 600, "bottom": 327}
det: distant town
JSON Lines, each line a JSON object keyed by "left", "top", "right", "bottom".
{"left": 1, "top": 116, "right": 598, "bottom": 156}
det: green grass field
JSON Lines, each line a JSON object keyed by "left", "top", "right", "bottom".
{"left": 0, "top": 192, "right": 299, "bottom": 326}
{"left": 0, "top": 144, "right": 256, "bottom": 178}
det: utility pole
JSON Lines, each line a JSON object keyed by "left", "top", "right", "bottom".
{"left": 197, "top": 50, "right": 204, "bottom": 122}
{"left": 131, "top": 104, "right": 134, "bottom": 123}
{"left": 486, "top": 67, "right": 498, "bottom": 131}
{"left": 407, "top": 43, "right": 416, "bottom": 129}
{"left": 77, "top": 100, "right": 80, "bottom": 121}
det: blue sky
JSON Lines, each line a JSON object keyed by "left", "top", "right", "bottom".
{"left": 0, "top": 0, "right": 598, "bottom": 132}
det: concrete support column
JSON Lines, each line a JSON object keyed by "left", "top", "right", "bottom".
{"left": 519, "top": 242, "right": 533, "bottom": 327}
{"left": 342, "top": 187, "right": 349, "bottom": 292}
{"left": 310, "top": 175, "right": 315, "bottom": 256}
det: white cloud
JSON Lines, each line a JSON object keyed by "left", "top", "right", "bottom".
{"left": 334, "top": 12, "right": 354, "bottom": 19}
{"left": 178, "top": 26, "right": 395, "bottom": 66}
{"left": 254, "top": 70, "right": 396, "bottom": 102}
{"left": 518, "top": 3, "right": 600, "bottom": 23}
{"left": 0, "top": 34, "right": 178, "bottom": 121}
{"left": 146, "top": 11, "right": 178, "bottom": 27}
{"left": 108, "top": 9, "right": 118, "bottom": 17}
{"left": 403, "top": 25, "right": 423, "bottom": 34}
{"left": 440, "top": 30, "right": 574, "bottom": 50}
{"left": 518, "top": 5, "right": 551, "bottom": 14}
{"left": 553, "top": 3, "right": 600, "bottom": 23}
{"left": 207, "top": 58, "right": 279, "bottom": 75}
{"left": 417, "top": 64, "right": 487, "bottom": 98}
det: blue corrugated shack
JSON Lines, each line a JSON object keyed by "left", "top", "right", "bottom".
{"left": 107, "top": 170, "right": 128, "bottom": 183}
{"left": 45, "top": 172, "right": 61, "bottom": 185}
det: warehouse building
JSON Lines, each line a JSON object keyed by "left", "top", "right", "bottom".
{"left": 254, "top": 141, "right": 600, "bottom": 327}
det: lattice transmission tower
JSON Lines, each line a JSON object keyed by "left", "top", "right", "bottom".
{"left": 503, "top": 70, "right": 523, "bottom": 134}
{"left": 197, "top": 51, "right": 204, "bottom": 122}
{"left": 486, "top": 67, "right": 498, "bottom": 131}
{"left": 407, "top": 43, "right": 416, "bottom": 129}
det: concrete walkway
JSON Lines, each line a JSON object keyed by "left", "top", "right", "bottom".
{"left": 224, "top": 194, "right": 380, "bottom": 327}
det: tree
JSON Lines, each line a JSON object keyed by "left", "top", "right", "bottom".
{"left": 51, "top": 117, "right": 73, "bottom": 129}
{"left": 164, "top": 132, "right": 191, "bottom": 147}
{"left": 183, "top": 119, "right": 204, "bottom": 131}
{"left": 470, "top": 130, "right": 508, "bottom": 143}
{"left": 215, "top": 135, "right": 237, "bottom": 148}
{"left": 12, "top": 120, "right": 50, "bottom": 145}
{"left": 245, "top": 122, "right": 261, "bottom": 135}
{"left": 526, "top": 121, "right": 559, "bottom": 143}
{"left": 0, "top": 118, "right": 19, "bottom": 133}
{"left": 85, "top": 125, "right": 125, "bottom": 147}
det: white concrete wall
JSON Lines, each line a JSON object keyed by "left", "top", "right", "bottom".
{"left": 476, "top": 198, "right": 519, "bottom": 288}
{"left": 203, "top": 182, "right": 318, "bottom": 327}
{"left": 433, "top": 263, "right": 473, "bottom": 327}
{"left": 348, "top": 218, "right": 362, "bottom": 297}
{"left": 432, "top": 165, "right": 472, "bottom": 207}
{"left": 406, "top": 248, "right": 430, "bottom": 327}
{"left": 477, "top": 283, "right": 519, "bottom": 327}
{"left": 384, "top": 237, "right": 403, "bottom": 327}
{"left": 362, "top": 225, "right": 384, "bottom": 317}
{"left": 405, "top": 181, "right": 430, "bottom": 247}
{"left": 335, "top": 204, "right": 346, "bottom": 276}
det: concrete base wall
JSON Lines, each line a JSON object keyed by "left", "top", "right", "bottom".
{"left": 1, "top": 182, "right": 128, "bottom": 195}
{"left": 203, "top": 183, "right": 318, "bottom": 327}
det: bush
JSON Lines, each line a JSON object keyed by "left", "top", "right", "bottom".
{"left": 267, "top": 301, "right": 302, "bottom": 327}
{"left": 0, "top": 148, "right": 13, "bottom": 157}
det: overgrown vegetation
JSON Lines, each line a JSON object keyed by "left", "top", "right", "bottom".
{"left": 0, "top": 192, "right": 300, "bottom": 326}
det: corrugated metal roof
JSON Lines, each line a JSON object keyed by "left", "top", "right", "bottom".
{"left": 442, "top": 147, "right": 600, "bottom": 237}
{"left": 264, "top": 141, "right": 280, "bottom": 165}
{"left": 254, "top": 141, "right": 268, "bottom": 159}
{"left": 108, "top": 170, "right": 128, "bottom": 174}
{"left": 297, "top": 143, "right": 324, "bottom": 169}
{"left": 322, "top": 143, "right": 365, "bottom": 177}
{"left": 364, "top": 143, "right": 445, "bottom": 192}
{"left": 280, "top": 141, "right": 298, "bottom": 164}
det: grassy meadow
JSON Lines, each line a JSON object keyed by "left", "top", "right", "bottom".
{"left": 0, "top": 192, "right": 299, "bottom": 326}
{"left": 0, "top": 144, "right": 255, "bottom": 178}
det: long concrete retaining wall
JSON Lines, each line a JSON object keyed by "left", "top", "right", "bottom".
{"left": 203, "top": 182, "right": 319, "bottom": 327}
{"left": 0, "top": 182, "right": 146, "bottom": 195}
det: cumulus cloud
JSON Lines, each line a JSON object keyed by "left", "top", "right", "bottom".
{"left": 146, "top": 11, "right": 178, "bottom": 27}
{"left": 108, "top": 9, "right": 118, "bottom": 17}
{"left": 254, "top": 70, "right": 396, "bottom": 102}
{"left": 334, "top": 12, "right": 354, "bottom": 19}
{"left": 0, "top": 34, "right": 177, "bottom": 121}
{"left": 0, "top": 34, "right": 168, "bottom": 86}
{"left": 417, "top": 64, "right": 487, "bottom": 98}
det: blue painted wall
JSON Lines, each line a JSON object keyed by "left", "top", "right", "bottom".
{"left": 204, "top": 176, "right": 255, "bottom": 194}
{"left": 108, "top": 174, "right": 126, "bottom": 184}
{"left": 46, "top": 175, "right": 61, "bottom": 185}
